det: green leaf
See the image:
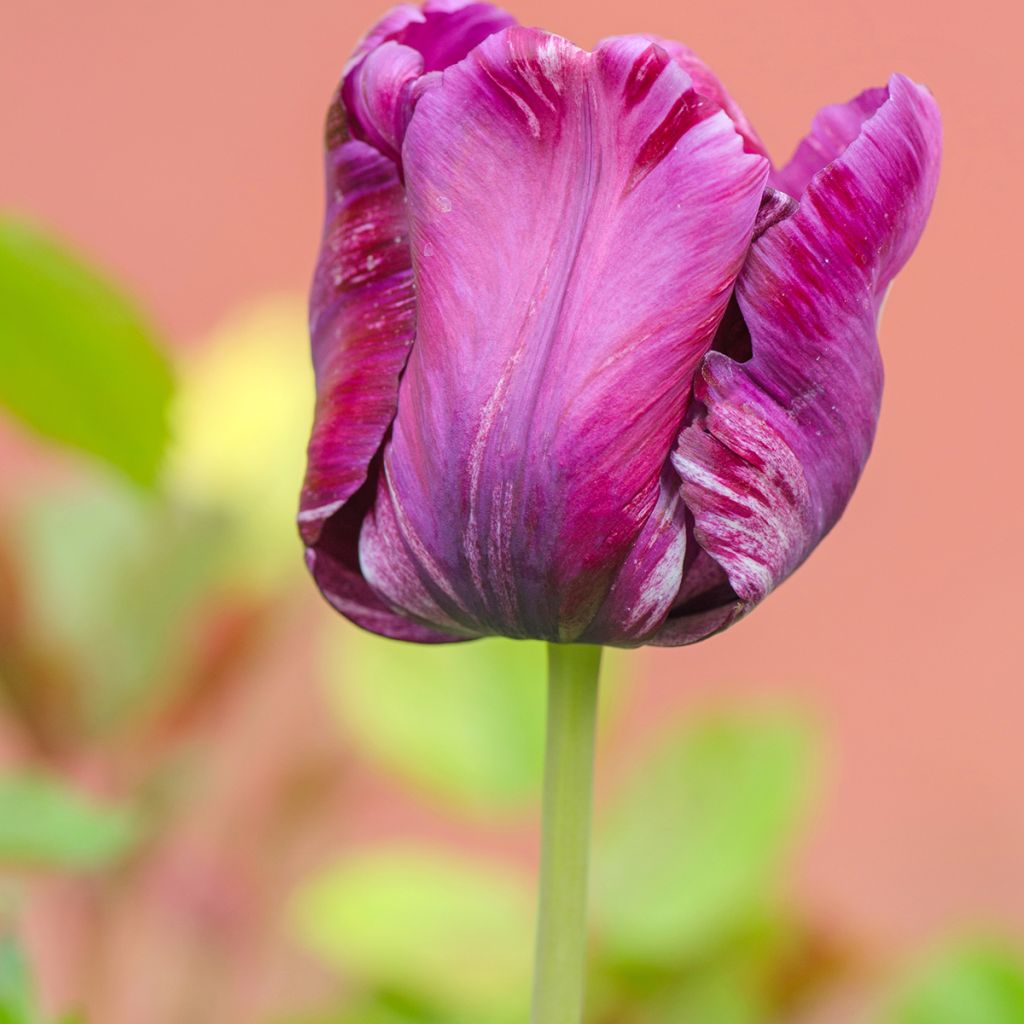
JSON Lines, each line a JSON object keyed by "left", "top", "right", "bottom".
{"left": 881, "top": 940, "right": 1024, "bottom": 1024}
{"left": 630, "top": 962, "right": 769, "bottom": 1024}
{"left": 593, "top": 708, "right": 815, "bottom": 966}
{"left": 0, "top": 934, "right": 37, "bottom": 1024}
{"left": 278, "top": 993, "right": 447, "bottom": 1024}
{"left": 0, "top": 772, "right": 140, "bottom": 869}
{"left": 290, "top": 849, "right": 533, "bottom": 1024}
{"left": 0, "top": 216, "right": 173, "bottom": 487}
{"left": 323, "top": 627, "right": 548, "bottom": 817}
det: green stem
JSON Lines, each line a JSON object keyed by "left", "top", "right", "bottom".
{"left": 531, "top": 643, "right": 603, "bottom": 1024}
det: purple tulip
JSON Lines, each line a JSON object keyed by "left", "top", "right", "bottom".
{"left": 299, "top": 0, "right": 941, "bottom": 647}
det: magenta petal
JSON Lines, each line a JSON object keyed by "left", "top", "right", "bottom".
{"left": 346, "top": 5, "right": 424, "bottom": 73}
{"left": 342, "top": 0, "right": 517, "bottom": 158}
{"left": 346, "top": 1, "right": 516, "bottom": 72}
{"left": 343, "top": 42, "right": 425, "bottom": 163}
{"left": 299, "top": 133, "right": 463, "bottom": 642}
{"left": 648, "top": 37, "right": 769, "bottom": 158}
{"left": 307, "top": 510, "right": 468, "bottom": 642}
{"left": 577, "top": 468, "right": 689, "bottom": 646}
{"left": 359, "top": 29, "right": 768, "bottom": 642}
{"left": 301, "top": 138, "right": 414, "bottom": 540}
{"left": 399, "top": 0, "right": 518, "bottom": 71}
{"left": 667, "top": 74, "right": 941, "bottom": 625}
{"left": 771, "top": 85, "right": 889, "bottom": 197}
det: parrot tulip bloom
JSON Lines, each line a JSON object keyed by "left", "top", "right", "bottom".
{"left": 299, "top": 0, "right": 941, "bottom": 646}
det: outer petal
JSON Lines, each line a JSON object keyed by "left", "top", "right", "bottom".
{"left": 771, "top": 85, "right": 888, "bottom": 197}
{"left": 343, "top": 0, "right": 517, "bottom": 158}
{"left": 662, "top": 74, "right": 941, "bottom": 635}
{"left": 359, "top": 29, "right": 768, "bottom": 642}
{"left": 648, "top": 37, "right": 769, "bottom": 159}
{"left": 299, "top": 120, "right": 462, "bottom": 641}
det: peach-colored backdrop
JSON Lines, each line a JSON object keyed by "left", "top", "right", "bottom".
{"left": 3, "top": 0, "right": 1021, "bottom": 953}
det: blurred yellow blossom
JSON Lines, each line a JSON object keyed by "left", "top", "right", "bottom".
{"left": 168, "top": 296, "right": 312, "bottom": 592}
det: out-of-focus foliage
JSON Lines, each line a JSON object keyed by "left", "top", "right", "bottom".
{"left": 0, "top": 772, "right": 139, "bottom": 870}
{"left": 324, "top": 629, "right": 547, "bottom": 817}
{"left": 0, "top": 217, "right": 173, "bottom": 488}
{"left": 1, "top": 236, "right": 1021, "bottom": 1024}
{"left": 593, "top": 710, "right": 815, "bottom": 966}
{"left": 8, "top": 480, "right": 227, "bottom": 737}
{"left": 0, "top": 933, "right": 35, "bottom": 1024}
{"left": 291, "top": 849, "right": 532, "bottom": 1024}
{"left": 290, "top": 709, "right": 831, "bottom": 1024}
{"left": 323, "top": 631, "right": 627, "bottom": 820}
{"left": 0, "top": 933, "right": 80, "bottom": 1024}
{"left": 880, "top": 940, "right": 1024, "bottom": 1024}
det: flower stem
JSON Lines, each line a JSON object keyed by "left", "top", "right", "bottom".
{"left": 531, "top": 643, "right": 603, "bottom": 1024}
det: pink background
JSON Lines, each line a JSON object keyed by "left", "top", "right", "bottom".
{"left": 3, "top": 0, "right": 1021, "bottom": 968}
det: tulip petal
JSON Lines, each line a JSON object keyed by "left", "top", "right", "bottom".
{"left": 577, "top": 468, "right": 689, "bottom": 646}
{"left": 343, "top": 1, "right": 517, "bottom": 159}
{"left": 771, "top": 86, "right": 888, "bottom": 197}
{"left": 299, "top": 126, "right": 463, "bottom": 641}
{"left": 347, "top": 0, "right": 517, "bottom": 72}
{"left": 648, "top": 37, "right": 769, "bottom": 158}
{"left": 359, "top": 29, "right": 768, "bottom": 642}
{"left": 664, "top": 74, "right": 940, "bottom": 633}
{"left": 344, "top": 42, "right": 425, "bottom": 163}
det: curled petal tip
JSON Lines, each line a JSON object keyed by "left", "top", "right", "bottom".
{"left": 667, "top": 68, "right": 941, "bottom": 634}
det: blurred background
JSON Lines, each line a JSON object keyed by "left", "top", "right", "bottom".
{"left": 1, "top": 0, "right": 1022, "bottom": 1021}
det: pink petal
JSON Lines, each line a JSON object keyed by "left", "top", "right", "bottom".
{"left": 771, "top": 85, "right": 889, "bottom": 197}
{"left": 342, "top": 1, "right": 517, "bottom": 159}
{"left": 359, "top": 29, "right": 768, "bottom": 642}
{"left": 661, "top": 74, "right": 941, "bottom": 638}
{"left": 343, "top": 41, "right": 425, "bottom": 164}
{"left": 648, "top": 37, "right": 770, "bottom": 159}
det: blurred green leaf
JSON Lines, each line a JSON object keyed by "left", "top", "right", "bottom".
{"left": 13, "top": 477, "right": 227, "bottom": 732}
{"left": 324, "top": 628, "right": 548, "bottom": 817}
{"left": 881, "top": 940, "right": 1024, "bottom": 1024}
{"left": 0, "top": 934, "right": 35, "bottom": 1024}
{"left": 628, "top": 961, "right": 768, "bottom": 1024}
{"left": 593, "top": 709, "right": 815, "bottom": 966}
{"left": 291, "top": 849, "right": 533, "bottom": 1024}
{"left": 0, "top": 772, "right": 140, "bottom": 869}
{"left": 279, "top": 992, "right": 447, "bottom": 1024}
{"left": 0, "top": 217, "right": 173, "bottom": 487}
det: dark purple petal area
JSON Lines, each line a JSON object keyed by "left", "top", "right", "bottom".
{"left": 661, "top": 74, "right": 941, "bottom": 636}
{"left": 357, "top": 28, "right": 767, "bottom": 642}
{"left": 301, "top": 137, "right": 414, "bottom": 538}
{"left": 299, "top": 128, "right": 464, "bottom": 641}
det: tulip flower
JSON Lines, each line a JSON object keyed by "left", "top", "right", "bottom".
{"left": 300, "top": 2, "right": 941, "bottom": 651}
{"left": 299, "top": 3, "right": 940, "bottom": 1021}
